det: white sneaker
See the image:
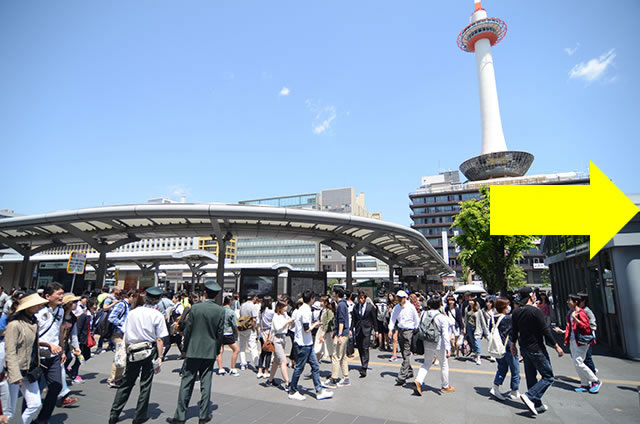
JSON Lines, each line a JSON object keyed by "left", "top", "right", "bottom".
{"left": 257, "top": 372, "right": 263, "bottom": 379}
{"left": 487, "top": 356, "right": 496, "bottom": 363}
{"left": 240, "top": 364, "right": 247, "bottom": 371}
{"left": 230, "top": 369, "right": 240, "bottom": 377}
{"left": 217, "top": 368, "right": 227, "bottom": 375}
{"left": 520, "top": 393, "right": 538, "bottom": 416}
{"left": 288, "top": 392, "right": 306, "bottom": 401}
{"left": 536, "top": 404, "right": 548, "bottom": 413}
{"left": 316, "top": 389, "right": 333, "bottom": 400}
{"left": 490, "top": 386, "right": 506, "bottom": 401}
{"left": 507, "top": 390, "right": 520, "bottom": 400}
{"left": 475, "top": 358, "right": 482, "bottom": 366}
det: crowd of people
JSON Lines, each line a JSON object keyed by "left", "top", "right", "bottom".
{"left": 0, "top": 281, "right": 603, "bottom": 423}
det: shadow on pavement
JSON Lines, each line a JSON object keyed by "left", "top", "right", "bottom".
{"left": 380, "top": 371, "right": 399, "bottom": 379}
{"left": 120, "top": 402, "right": 164, "bottom": 421}
{"left": 50, "top": 412, "right": 69, "bottom": 423}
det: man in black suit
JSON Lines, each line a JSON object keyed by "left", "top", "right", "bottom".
{"left": 352, "top": 290, "right": 377, "bottom": 378}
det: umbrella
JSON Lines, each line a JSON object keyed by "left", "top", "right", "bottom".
{"left": 454, "top": 284, "right": 487, "bottom": 295}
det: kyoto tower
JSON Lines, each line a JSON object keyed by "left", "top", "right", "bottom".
{"left": 457, "top": 0, "right": 533, "bottom": 181}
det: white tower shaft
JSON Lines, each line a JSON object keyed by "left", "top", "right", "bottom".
{"left": 471, "top": 10, "right": 507, "bottom": 154}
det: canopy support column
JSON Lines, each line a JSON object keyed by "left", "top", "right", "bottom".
{"left": 19, "top": 248, "right": 31, "bottom": 288}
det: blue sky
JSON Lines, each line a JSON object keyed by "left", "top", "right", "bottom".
{"left": 1, "top": 0, "right": 638, "bottom": 226}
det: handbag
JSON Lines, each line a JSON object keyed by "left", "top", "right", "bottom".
{"left": 411, "top": 329, "right": 424, "bottom": 355}
{"left": 22, "top": 366, "right": 43, "bottom": 384}
{"left": 126, "top": 341, "right": 155, "bottom": 363}
{"left": 262, "top": 339, "right": 275, "bottom": 353}
{"left": 86, "top": 319, "right": 96, "bottom": 348}
{"left": 577, "top": 333, "right": 595, "bottom": 345}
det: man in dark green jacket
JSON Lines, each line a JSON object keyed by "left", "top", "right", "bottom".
{"left": 166, "top": 281, "right": 225, "bottom": 424}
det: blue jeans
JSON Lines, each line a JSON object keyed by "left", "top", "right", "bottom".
{"left": 521, "top": 347, "right": 555, "bottom": 407}
{"left": 493, "top": 349, "right": 521, "bottom": 391}
{"left": 584, "top": 345, "right": 596, "bottom": 374}
{"left": 289, "top": 344, "right": 322, "bottom": 394}
{"left": 466, "top": 325, "right": 481, "bottom": 355}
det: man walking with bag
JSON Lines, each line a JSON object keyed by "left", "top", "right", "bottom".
{"left": 109, "top": 287, "right": 167, "bottom": 424}
{"left": 166, "top": 281, "right": 225, "bottom": 424}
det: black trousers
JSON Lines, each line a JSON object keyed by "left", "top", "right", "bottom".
{"left": 110, "top": 351, "right": 156, "bottom": 422}
{"left": 355, "top": 332, "right": 371, "bottom": 370}
{"left": 37, "top": 355, "right": 63, "bottom": 422}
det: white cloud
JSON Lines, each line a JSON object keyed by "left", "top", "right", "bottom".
{"left": 569, "top": 49, "right": 616, "bottom": 82}
{"left": 305, "top": 100, "right": 336, "bottom": 135}
{"left": 564, "top": 43, "right": 580, "bottom": 56}
{"left": 279, "top": 87, "right": 290, "bottom": 96}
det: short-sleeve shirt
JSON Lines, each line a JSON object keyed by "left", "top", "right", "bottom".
{"left": 294, "top": 303, "right": 313, "bottom": 346}
{"left": 240, "top": 301, "right": 258, "bottom": 319}
{"left": 124, "top": 305, "right": 169, "bottom": 344}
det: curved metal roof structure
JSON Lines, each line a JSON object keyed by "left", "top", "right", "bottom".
{"left": 0, "top": 204, "right": 452, "bottom": 274}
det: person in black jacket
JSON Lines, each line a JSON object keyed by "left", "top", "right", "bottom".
{"left": 352, "top": 291, "right": 377, "bottom": 378}
{"left": 70, "top": 298, "right": 97, "bottom": 382}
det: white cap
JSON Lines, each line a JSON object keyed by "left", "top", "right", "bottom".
{"left": 395, "top": 290, "right": 408, "bottom": 298}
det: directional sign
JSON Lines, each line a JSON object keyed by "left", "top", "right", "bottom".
{"left": 67, "top": 251, "right": 87, "bottom": 274}
{"left": 490, "top": 162, "right": 639, "bottom": 259}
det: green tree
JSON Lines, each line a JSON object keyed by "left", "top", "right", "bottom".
{"left": 452, "top": 186, "right": 536, "bottom": 294}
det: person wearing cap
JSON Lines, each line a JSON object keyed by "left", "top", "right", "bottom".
{"left": 33, "top": 282, "right": 67, "bottom": 424}
{"left": 389, "top": 290, "right": 420, "bottom": 386}
{"left": 511, "top": 287, "right": 564, "bottom": 416}
{"left": 3, "top": 293, "right": 48, "bottom": 424}
{"left": 109, "top": 286, "right": 168, "bottom": 424}
{"left": 166, "top": 281, "right": 225, "bottom": 424}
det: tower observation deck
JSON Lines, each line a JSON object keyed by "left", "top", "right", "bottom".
{"left": 457, "top": 0, "right": 533, "bottom": 181}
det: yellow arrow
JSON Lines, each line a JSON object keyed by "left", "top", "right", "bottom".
{"left": 490, "top": 162, "right": 639, "bottom": 259}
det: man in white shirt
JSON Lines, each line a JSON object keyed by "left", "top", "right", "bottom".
{"left": 35, "top": 282, "right": 77, "bottom": 422}
{"left": 388, "top": 290, "right": 419, "bottom": 386}
{"left": 109, "top": 287, "right": 168, "bottom": 424}
{"left": 238, "top": 296, "right": 260, "bottom": 370}
{"left": 288, "top": 291, "right": 333, "bottom": 401}
{"left": 413, "top": 295, "right": 455, "bottom": 395}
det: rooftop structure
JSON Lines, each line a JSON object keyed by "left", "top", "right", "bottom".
{"left": 457, "top": 0, "right": 533, "bottom": 181}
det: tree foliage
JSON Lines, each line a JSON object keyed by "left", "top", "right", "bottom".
{"left": 452, "top": 186, "right": 535, "bottom": 294}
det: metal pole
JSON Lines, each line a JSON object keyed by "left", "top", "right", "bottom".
{"left": 70, "top": 273, "right": 77, "bottom": 294}
{"left": 18, "top": 249, "right": 31, "bottom": 288}
{"left": 346, "top": 254, "right": 353, "bottom": 293}
{"left": 216, "top": 238, "right": 227, "bottom": 305}
{"left": 96, "top": 250, "right": 107, "bottom": 289}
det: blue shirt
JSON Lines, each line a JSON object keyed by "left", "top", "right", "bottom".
{"left": 0, "top": 315, "right": 7, "bottom": 341}
{"left": 334, "top": 299, "right": 350, "bottom": 337}
{"left": 108, "top": 300, "right": 130, "bottom": 334}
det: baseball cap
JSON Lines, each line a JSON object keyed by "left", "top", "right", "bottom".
{"left": 395, "top": 290, "right": 408, "bottom": 298}
{"left": 518, "top": 287, "right": 533, "bottom": 304}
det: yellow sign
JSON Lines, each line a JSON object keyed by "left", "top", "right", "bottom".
{"left": 67, "top": 251, "right": 87, "bottom": 274}
{"left": 490, "top": 162, "right": 639, "bottom": 259}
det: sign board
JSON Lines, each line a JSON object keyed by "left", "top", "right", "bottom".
{"left": 124, "top": 275, "right": 138, "bottom": 291}
{"left": 166, "top": 270, "right": 183, "bottom": 282}
{"left": 37, "top": 275, "right": 53, "bottom": 288}
{"left": 40, "top": 261, "right": 68, "bottom": 270}
{"left": 240, "top": 269, "right": 278, "bottom": 299}
{"left": 287, "top": 271, "right": 327, "bottom": 300}
{"left": 402, "top": 267, "right": 424, "bottom": 277}
{"left": 533, "top": 263, "right": 548, "bottom": 269}
{"left": 139, "top": 273, "right": 154, "bottom": 288}
{"left": 84, "top": 271, "right": 96, "bottom": 281}
{"left": 442, "top": 276, "right": 455, "bottom": 286}
{"left": 67, "top": 251, "right": 87, "bottom": 274}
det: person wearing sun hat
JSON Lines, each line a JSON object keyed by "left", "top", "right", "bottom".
{"left": 4, "top": 293, "right": 48, "bottom": 424}
{"left": 109, "top": 286, "right": 168, "bottom": 424}
{"left": 167, "top": 280, "right": 225, "bottom": 424}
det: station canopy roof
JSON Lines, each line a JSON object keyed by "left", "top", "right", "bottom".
{"left": 0, "top": 204, "right": 452, "bottom": 275}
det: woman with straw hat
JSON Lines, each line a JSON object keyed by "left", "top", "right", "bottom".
{"left": 3, "top": 293, "right": 48, "bottom": 424}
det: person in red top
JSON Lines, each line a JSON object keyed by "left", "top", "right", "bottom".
{"left": 563, "top": 294, "right": 601, "bottom": 393}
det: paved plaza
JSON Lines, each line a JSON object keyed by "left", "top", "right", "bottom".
{"left": 11, "top": 341, "right": 639, "bottom": 424}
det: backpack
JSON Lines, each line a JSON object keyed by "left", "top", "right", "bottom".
{"left": 487, "top": 315, "right": 508, "bottom": 359}
{"left": 376, "top": 302, "right": 387, "bottom": 322}
{"left": 418, "top": 311, "right": 441, "bottom": 343}
{"left": 237, "top": 315, "right": 253, "bottom": 332}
